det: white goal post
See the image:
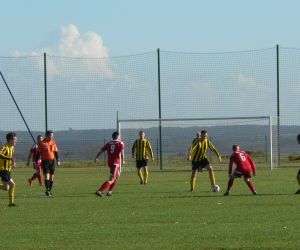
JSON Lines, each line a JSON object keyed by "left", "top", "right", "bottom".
{"left": 117, "top": 116, "right": 276, "bottom": 170}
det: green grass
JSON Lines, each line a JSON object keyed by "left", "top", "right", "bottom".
{"left": 0, "top": 165, "right": 299, "bottom": 249}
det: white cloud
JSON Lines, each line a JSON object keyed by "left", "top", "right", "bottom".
{"left": 12, "top": 24, "right": 112, "bottom": 78}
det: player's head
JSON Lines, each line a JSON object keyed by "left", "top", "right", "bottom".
{"left": 297, "top": 134, "right": 300, "bottom": 144}
{"left": 232, "top": 145, "right": 240, "bottom": 151}
{"left": 196, "top": 132, "right": 201, "bottom": 138}
{"left": 139, "top": 130, "right": 145, "bottom": 139}
{"left": 45, "top": 130, "right": 54, "bottom": 140}
{"left": 200, "top": 130, "right": 207, "bottom": 140}
{"left": 37, "top": 135, "right": 43, "bottom": 143}
{"left": 112, "top": 131, "right": 119, "bottom": 140}
{"left": 6, "top": 132, "right": 17, "bottom": 146}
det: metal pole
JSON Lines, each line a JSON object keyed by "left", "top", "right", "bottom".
{"left": 276, "top": 45, "right": 280, "bottom": 167}
{"left": 44, "top": 52, "right": 48, "bottom": 133}
{"left": 157, "top": 48, "right": 163, "bottom": 170}
{"left": 269, "top": 116, "right": 273, "bottom": 170}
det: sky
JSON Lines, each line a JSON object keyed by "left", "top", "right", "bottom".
{"left": 1, "top": 0, "right": 300, "bottom": 57}
{"left": 1, "top": 0, "right": 300, "bottom": 133}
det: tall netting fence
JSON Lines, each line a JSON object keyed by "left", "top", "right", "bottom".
{"left": 1, "top": 46, "right": 300, "bottom": 169}
{"left": 0, "top": 56, "right": 45, "bottom": 160}
{"left": 46, "top": 52, "right": 158, "bottom": 164}
{"left": 279, "top": 48, "right": 300, "bottom": 165}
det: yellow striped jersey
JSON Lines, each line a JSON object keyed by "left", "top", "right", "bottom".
{"left": 0, "top": 144, "right": 15, "bottom": 172}
{"left": 132, "top": 139, "right": 154, "bottom": 161}
{"left": 189, "top": 138, "right": 221, "bottom": 162}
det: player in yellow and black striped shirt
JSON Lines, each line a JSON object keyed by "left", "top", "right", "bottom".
{"left": 187, "top": 130, "right": 222, "bottom": 192}
{"left": 132, "top": 131, "right": 154, "bottom": 185}
{"left": 0, "top": 132, "right": 17, "bottom": 207}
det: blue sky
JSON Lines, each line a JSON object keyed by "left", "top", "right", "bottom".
{"left": 1, "top": 0, "right": 300, "bottom": 56}
{"left": 1, "top": 0, "right": 300, "bottom": 132}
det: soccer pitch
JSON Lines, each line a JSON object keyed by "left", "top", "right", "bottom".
{"left": 1, "top": 166, "right": 299, "bottom": 249}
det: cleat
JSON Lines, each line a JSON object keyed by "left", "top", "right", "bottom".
{"left": 8, "top": 203, "right": 16, "bottom": 207}
{"left": 224, "top": 191, "right": 229, "bottom": 196}
{"left": 45, "top": 190, "right": 51, "bottom": 197}
{"left": 106, "top": 191, "right": 112, "bottom": 196}
{"left": 28, "top": 179, "right": 33, "bottom": 187}
{"left": 190, "top": 188, "right": 194, "bottom": 192}
{"left": 252, "top": 191, "right": 257, "bottom": 195}
{"left": 295, "top": 189, "right": 300, "bottom": 194}
{"left": 95, "top": 191, "right": 102, "bottom": 197}
{"left": 140, "top": 180, "right": 144, "bottom": 185}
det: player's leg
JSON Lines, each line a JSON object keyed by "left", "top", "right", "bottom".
{"left": 136, "top": 161, "right": 144, "bottom": 184}
{"left": 142, "top": 164, "right": 149, "bottom": 185}
{"left": 96, "top": 164, "right": 118, "bottom": 196}
{"left": 295, "top": 169, "right": 300, "bottom": 194}
{"left": 37, "top": 162, "right": 43, "bottom": 187}
{"left": 224, "top": 174, "right": 238, "bottom": 196}
{"left": 190, "top": 162, "right": 199, "bottom": 191}
{"left": 8, "top": 179, "right": 16, "bottom": 206}
{"left": 205, "top": 162, "right": 216, "bottom": 188}
{"left": 28, "top": 164, "right": 38, "bottom": 186}
{"left": 243, "top": 176, "right": 256, "bottom": 194}
{"left": 108, "top": 169, "right": 120, "bottom": 196}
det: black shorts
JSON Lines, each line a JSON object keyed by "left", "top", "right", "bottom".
{"left": 41, "top": 160, "right": 55, "bottom": 175}
{"left": 192, "top": 158, "right": 210, "bottom": 171}
{"left": 136, "top": 160, "right": 148, "bottom": 169}
{"left": 0, "top": 170, "right": 12, "bottom": 182}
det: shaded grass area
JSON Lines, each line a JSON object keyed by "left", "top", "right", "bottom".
{"left": 0, "top": 166, "right": 299, "bottom": 249}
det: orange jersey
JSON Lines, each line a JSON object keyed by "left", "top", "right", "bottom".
{"left": 37, "top": 139, "right": 58, "bottom": 161}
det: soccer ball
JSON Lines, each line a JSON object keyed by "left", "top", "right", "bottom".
{"left": 212, "top": 185, "right": 220, "bottom": 192}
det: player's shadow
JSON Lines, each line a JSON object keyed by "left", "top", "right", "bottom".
{"left": 162, "top": 192, "right": 293, "bottom": 199}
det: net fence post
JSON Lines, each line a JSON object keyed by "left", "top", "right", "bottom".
{"left": 44, "top": 52, "right": 48, "bottom": 133}
{"left": 269, "top": 115, "right": 273, "bottom": 170}
{"left": 157, "top": 48, "right": 163, "bottom": 170}
{"left": 276, "top": 45, "right": 280, "bottom": 167}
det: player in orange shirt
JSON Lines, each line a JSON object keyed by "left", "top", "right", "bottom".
{"left": 37, "top": 130, "right": 60, "bottom": 196}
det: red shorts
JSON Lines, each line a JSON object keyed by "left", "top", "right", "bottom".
{"left": 109, "top": 163, "right": 120, "bottom": 177}
{"left": 33, "top": 161, "right": 43, "bottom": 170}
{"left": 233, "top": 169, "right": 252, "bottom": 178}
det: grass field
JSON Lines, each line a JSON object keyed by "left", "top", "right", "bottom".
{"left": 0, "top": 164, "right": 299, "bottom": 249}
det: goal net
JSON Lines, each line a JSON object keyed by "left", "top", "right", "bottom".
{"left": 117, "top": 116, "right": 278, "bottom": 171}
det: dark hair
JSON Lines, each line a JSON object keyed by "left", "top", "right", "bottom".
{"left": 297, "top": 134, "right": 300, "bottom": 140}
{"left": 37, "top": 135, "right": 43, "bottom": 140}
{"left": 201, "top": 130, "right": 207, "bottom": 134}
{"left": 46, "top": 130, "right": 54, "bottom": 136}
{"left": 6, "top": 132, "right": 16, "bottom": 142}
{"left": 112, "top": 131, "right": 119, "bottom": 140}
{"left": 232, "top": 145, "right": 239, "bottom": 151}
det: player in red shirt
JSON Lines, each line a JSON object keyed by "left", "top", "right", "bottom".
{"left": 94, "top": 131, "right": 125, "bottom": 197}
{"left": 224, "top": 145, "right": 257, "bottom": 196}
{"left": 27, "top": 135, "right": 43, "bottom": 187}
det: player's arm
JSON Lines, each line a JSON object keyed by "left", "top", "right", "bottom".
{"left": 54, "top": 152, "right": 60, "bottom": 166}
{"left": 0, "top": 147, "right": 13, "bottom": 160}
{"left": 247, "top": 154, "right": 256, "bottom": 176}
{"left": 94, "top": 147, "right": 105, "bottom": 163}
{"left": 187, "top": 140, "right": 198, "bottom": 160}
{"left": 121, "top": 149, "right": 125, "bottom": 166}
{"left": 26, "top": 149, "right": 33, "bottom": 166}
{"left": 228, "top": 156, "right": 234, "bottom": 176}
{"left": 209, "top": 141, "right": 222, "bottom": 162}
{"left": 131, "top": 141, "right": 136, "bottom": 158}
{"left": 147, "top": 141, "right": 154, "bottom": 161}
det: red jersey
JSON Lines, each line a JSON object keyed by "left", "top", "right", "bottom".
{"left": 30, "top": 144, "right": 41, "bottom": 164}
{"left": 101, "top": 140, "right": 124, "bottom": 167}
{"left": 229, "top": 150, "right": 256, "bottom": 175}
